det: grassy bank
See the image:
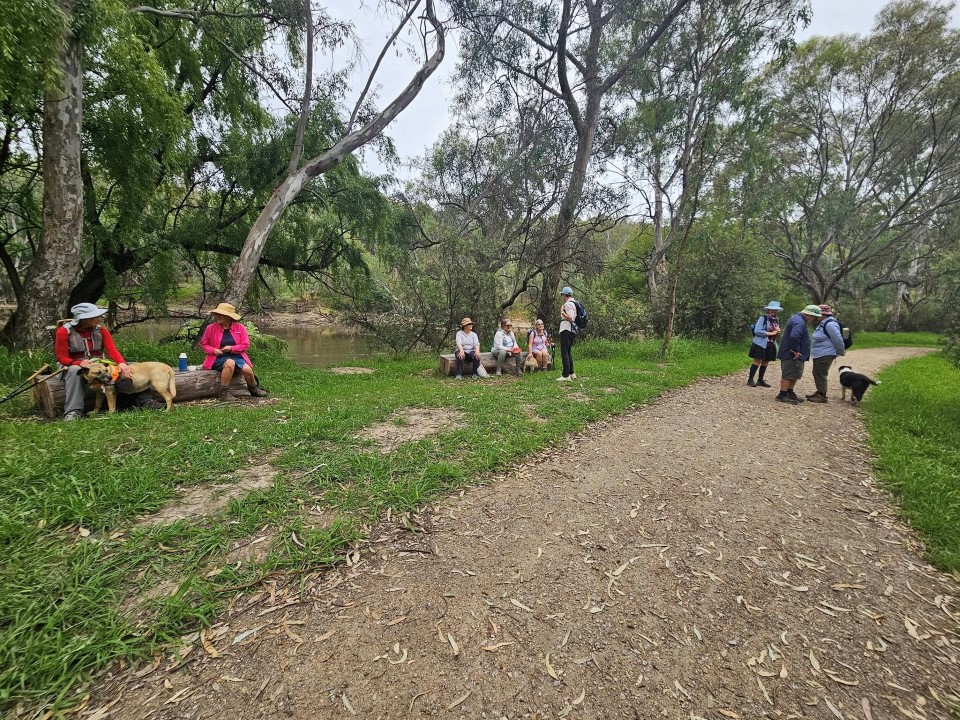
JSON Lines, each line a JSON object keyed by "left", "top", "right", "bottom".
{"left": 0, "top": 337, "right": 746, "bottom": 713}
{"left": 863, "top": 353, "right": 960, "bottom": 573}
{"left": 854, "top": 331, "right": 942, "bottom": 348}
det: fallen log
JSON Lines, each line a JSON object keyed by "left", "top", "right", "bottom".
{"left": 437, "top": 351, "right": 552, "bottom": 376}
{"left": 32, "top": 367, "right": 250, "bottom": 418}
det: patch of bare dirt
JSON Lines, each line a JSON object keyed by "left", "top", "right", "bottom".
{"left": 326, "top": 366, "right": 375, "bottom": 375}
{"left": 137, "top": 462, "right": 279, "bottom": 527}
{"left": 356, "top": 407, "right": 465, "bottom": 453}
{"left": 90, "top": 347, "right": 960, "bottom": 720}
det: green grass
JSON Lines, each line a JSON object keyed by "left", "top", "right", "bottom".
{"left": 0, "top": 337, "right": 746, "bottom": 713}
{"left": 863, "top": 354, "right": 960, "bottom": 573}
{"left": 854, "top": 331, "right": 942, "bottom": 349}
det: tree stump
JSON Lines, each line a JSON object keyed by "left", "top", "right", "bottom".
{"left": 32, "top": 368, "right": 250, "bottom": 418}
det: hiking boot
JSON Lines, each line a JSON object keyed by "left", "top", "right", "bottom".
{"left": 787, "top": 390, "right": 804, "bottom": 403}
{"left": 217, "top": 386, "right": 234, "bottom": 402}
{"left": 248, "top": 385, "right": 269, "bottom": 397}
{"left": 570, "top": 373, "right": 577, "bottom": 379}
{"left": 805, "top": 392, "right": 819, "bottom": 400}
{"left": 63, "top": 410, "right": 84, "bottom": 421}
{"left": 807, "top": 393, "right": 827, "bottom": 403}
{"left": 747, "top": 379, "right": 756, "bottom": 387}
{"left": 775, "top": 392, "right": 799, "bottom": 404}
{"left": 557, "top": 375, "right": 572, "bottom": 382}
{"left": 137, "top": 398, "right": 166, "bottom": 410}
{"left": 495, "top": 369, "right": 502, "bottom": 376}
{"left": 756, "top": 380, "right": 771, "bottom": 388}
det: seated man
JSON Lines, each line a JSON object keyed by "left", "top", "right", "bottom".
{"left": 55, "top": 303, "right": 160, "bottom": 420}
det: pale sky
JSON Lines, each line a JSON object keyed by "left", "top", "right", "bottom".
{"left": 342, "top": 0, "right": 959, "bottom": 175}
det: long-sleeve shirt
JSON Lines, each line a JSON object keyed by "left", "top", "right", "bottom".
{"left": 751, "top": 313, "right": 780, "bottom": 348}
{"left": 777, "top": 313, "right": 812, "bottom": 361}
{"left": 199, "top": 322, "right": 253, "bottom": 370}
{"left": 811, "top": 318, "right": 846, "bottom": 359}
{"left": 54, "top": 325, "right": 125, "bottom": 366}
{"left": 492, "top": 328, "right": 517, "bottom": 352}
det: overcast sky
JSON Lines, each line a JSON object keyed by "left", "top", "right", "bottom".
{"left": 344, "top": 0, "right": 960, "bottom": 174}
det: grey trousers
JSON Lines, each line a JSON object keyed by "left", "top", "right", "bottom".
{"left": 63, "top": 366, "right": 90, "bottom": 414}
{"left": 492, "top": 347, "right": 521, "bottom": 373}
{"left": 812, "top": 355, "right": 836, "bottom": 396}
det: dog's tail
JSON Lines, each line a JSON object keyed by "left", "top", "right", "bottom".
{"left": 873, "top": 380, "right": 882, "bottom": 386}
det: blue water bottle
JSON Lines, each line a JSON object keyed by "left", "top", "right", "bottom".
{"left": 178, "top": 353, "right": 188, "bottom": 372}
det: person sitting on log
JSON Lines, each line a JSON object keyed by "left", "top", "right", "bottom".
{"left": 55, "top": 302, "right": 163, "bottom": 421}
{"left": 199, "top": 303, "right": 268, "bottom": 401}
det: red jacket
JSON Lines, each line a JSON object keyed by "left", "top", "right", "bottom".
{"left": 55, "top": 325, "right": 125, "bottom": 367}
{"left": 199, "top": 322, "right": 253, "bottom": 370}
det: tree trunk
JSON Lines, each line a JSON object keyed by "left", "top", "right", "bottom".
{"left": 647, "top": 152, "right": 668, "bottom": 310}
{"left": 887, "top": 282, "right": 906, "bottom": 332}
{"left": 5, "top": 0, "right": 83, "bottom": 349}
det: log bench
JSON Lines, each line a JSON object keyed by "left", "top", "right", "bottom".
{"left": 32, "top": 367, "right": 253, "bottom": 418}
{"left": 438, "top": 351, "right": 552, "bottom": 376}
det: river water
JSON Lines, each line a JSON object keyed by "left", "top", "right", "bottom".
{"left": 122, "top": 321, "right": 377, "bottom": 370}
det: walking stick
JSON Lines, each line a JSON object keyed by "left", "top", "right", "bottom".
{"left": 0, "top": 364, "right": 50, "bottom": 404}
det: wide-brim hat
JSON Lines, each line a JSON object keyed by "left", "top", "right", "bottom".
{"left": 818, "top": 304, "right": 833, "bottom": 315}
{"left": 460, "top": 317, "right": 474, "bottom": 328}
{"left": 208, "top": 302, "right": 241, "bottom": 321}
{"left": 68, "top": 303, "right": 108, "bottom": 326}
{"left": 764, "top": 301, "right": 783, "bottom": 311}
{"left": 801, "top": 304, "right": 823, "bottom": 317}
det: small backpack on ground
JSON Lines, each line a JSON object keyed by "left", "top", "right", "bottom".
{"left": 826, "top": 317, "right": 853, "bottom": 349}
{"left": 573, "top": 300, "right": 588, "bottom": 330}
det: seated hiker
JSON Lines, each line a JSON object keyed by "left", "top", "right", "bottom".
{"left": 454, "top": 317, "right": 483, "bottom": 379}
{"left": 55, "top": 302, "right": 162, "bottom": 421}
{"left": 199, "top": 303, "right": 268, "bottom": 400}
{"left": 527, "top": 318, "right": 551, "bottom": 370}
{"left": 491, "top": 318, "right": 522, "bottom": 376}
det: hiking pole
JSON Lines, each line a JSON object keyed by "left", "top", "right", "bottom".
{"left": 0, "top": 364, "right": 50, "bottom": 404}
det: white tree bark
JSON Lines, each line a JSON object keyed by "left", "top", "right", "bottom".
{"left": 222, "top": 0, "right": 445, "bottom": 309}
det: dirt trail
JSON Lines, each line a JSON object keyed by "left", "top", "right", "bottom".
{"left": 92, "top": 347, "right": 959, "bottom": 720}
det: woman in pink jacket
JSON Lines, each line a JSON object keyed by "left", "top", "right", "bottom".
{"left": 200, "top": 303, "right": 268, "bottom": 399}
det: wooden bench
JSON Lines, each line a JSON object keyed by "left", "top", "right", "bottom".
{"left": 438, "top": 351, "right": 552, "bottom": 376}
{"left": 32, "top": 368, "right": 253, "bottom": 418}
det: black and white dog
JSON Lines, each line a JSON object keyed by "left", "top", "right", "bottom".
{"left": 837, "top": 365, "right": 882, "bottom": 405}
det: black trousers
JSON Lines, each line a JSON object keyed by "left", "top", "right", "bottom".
{"left": 560, "top": 330, "right": 575, "bottom": 377}
{"left": 455, "top": 349, "right": 482, "bottom": 376}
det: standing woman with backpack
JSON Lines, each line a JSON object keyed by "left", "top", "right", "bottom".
{"left": 557, "top": 286, "right": 578, "bottom": 381}
{"left": 807, "top": 304, "right": 846, "bottom": 403}
{"left": 747, "top": 301, "right": 782, "bottom": 387}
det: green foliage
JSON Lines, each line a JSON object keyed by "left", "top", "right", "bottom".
{"left": 940, "top": 254, "right": 960, "bottom": 367}
{"left": 667, "top": 216, "right": 782, "bottom": 342}
{"left": 0, "top": 0, "right": 66, "bottom": 114}
{"left": 0, "top": 337, "right": 748, "bottom": 711}
{"left": 854, "top": 332, "right": 942, "bottom": 349}
{"left": 864, "top": 354, "right": 960, "bottom": 571}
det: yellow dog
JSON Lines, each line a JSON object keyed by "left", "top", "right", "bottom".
{"left": 83, "top": 361, "right": 177, "bottom": 413}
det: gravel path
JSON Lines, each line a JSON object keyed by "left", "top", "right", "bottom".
{"left": 93, "top": 347, "right": 959, "bottom": 720}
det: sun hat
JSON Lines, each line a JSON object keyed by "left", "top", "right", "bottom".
{"left": 208, "top": 302, "right": 242, "bottom": 321}
{"left": 764, "top": 300, "right": 783, "bottom": 311}
{"left": 460, "top": 317, "right": 474, "bottom": 328}
{"left": 818, "top": 304, "right": 833, "bottom": 315}
{"left": 801, "top": 304, "right": 823, "bottom": 317}
{"left": 561, "top": 286, "right": 573, "bottom": 296}
{"left": 68, "top": 303, "right": 108, "bottom": 326}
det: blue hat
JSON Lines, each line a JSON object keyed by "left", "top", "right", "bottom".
{"left": 764, "top": 300, "right": 783, "bottom": 311}
{"left": 561, "top": 286, "right": 573, "bottom": 296}
{"left": 68, "top": 302, "right": 108, "bottom": 326}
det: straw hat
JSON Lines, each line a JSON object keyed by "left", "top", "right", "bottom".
{"left": 209, "top": 302, "right": 241, "bottom": 321}
{"left": 460, "top": 317, "right": 474, "bottom": 328}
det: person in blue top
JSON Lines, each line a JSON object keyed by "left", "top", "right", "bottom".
{"left": 747, "top": 301, "right": 782, "bottom": 387}
{"left": 775, "top": 304, "right": 822, "bottom": 404}
{"left": 806, "top": 304, "right": 846, "bottom": 403}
